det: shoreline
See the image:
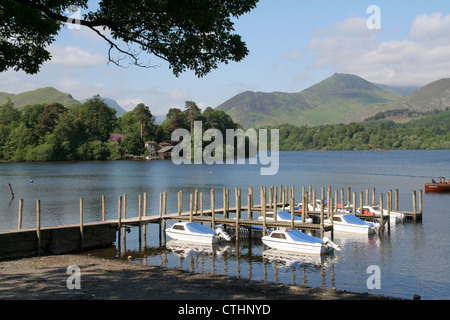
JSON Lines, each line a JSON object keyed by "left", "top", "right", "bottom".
{"left": 0, "top": 254, "right": 402, "bottom": 300}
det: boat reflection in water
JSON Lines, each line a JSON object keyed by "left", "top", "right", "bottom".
{"left": 166, "top": 240, "right": 230, "bottom": 258}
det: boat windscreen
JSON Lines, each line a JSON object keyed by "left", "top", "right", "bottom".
{"left": 185, "top": 222, "right": 216, "bottom": 235}
{"left": 287, "top": 230, "right": 323, "bottom": 244}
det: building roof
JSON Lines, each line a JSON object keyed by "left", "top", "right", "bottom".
{"left": 158, "top": 146, "right": 174, "bottom": 153}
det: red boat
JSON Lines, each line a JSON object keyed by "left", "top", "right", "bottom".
{"left": 425, "top": 183, "right": 450, "bottom": 193}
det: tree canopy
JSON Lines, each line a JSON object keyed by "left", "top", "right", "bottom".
{"left": 1, "top": 0, "right": 259, "bottom": 76}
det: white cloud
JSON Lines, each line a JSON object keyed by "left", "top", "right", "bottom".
{"left": 167, "top": 89, "right": 188, "bottom": 102}
{"left": 305, "top": 12, "right": 450, "bottom": 86}
{"left": 49, "top": 45, "right": 106, "bottom": 67}
{"left": 116, "top": 98, "right": 145, "bottom": 111}
{"left": 285, "top": 49, "right": 302, "bottom": 60}
{"left": 410, "top": 12, "right": 450, "bottom": 44}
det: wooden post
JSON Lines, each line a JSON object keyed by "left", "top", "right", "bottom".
{"left": 327, "top": 195, "right": 331, "bottom": 219}
{"left": 335, "top": 190, "right": 338, "bottom": 212}
{"left": 387, "top": 191, "right": 391, "bottom": 230}
{"left": 159, "top": 193, "right": 162, "bottom": 217}
{"left": 143, "top": 192, "right": 147, "bottom": 242}
{"left": 269, "top": 186, "right": 274, "bottom": 209}
{"left": 189, "top": 194, "right": 193, "bottom": 222}
{"left": 340, "top": 188, "right": 344, "bottom": 210}
{"left": 211, "top": 189, "right": 215, "bottom": 229}
{"left": 352, "top": 192, "right": 356, "bottom": 215}
{"left": 320, "top": 198, "right": 325, "bottom": 238}
{"left": 327, "top": 187, "right": 331, "bottom": 210}
{"left": 412, "top": 190, "right": 417, "bottom": 222}
{"left": 222, "top": 188, "right": 226, "bottom": 217}
{"left": 274, "top": 186, "right": 278, "bottom": 214}
{"left": 163, "top": 192, "right": 167, "bottom": 216}
{"left": 395, "top": 189, "right": 399, "bottom": 211}
{"left": 143, "top": 192, "right": 147, "bottom": 217}
{"left": 313, "top": 189, "right": 317, "bottom": 211}
{"left": 291, "top": 185, "right": 295, "bottom": 204}
{"left": 389, "top": 189, "right": 393, "bottom": 211}
{"left": 273, "top": 186, "right": 277, "bottom": 210}
{"left": 102, "top": 195, "right": 106, "bottom": 221}
{"left": 36, "top": 200, "right": 41, "bottom": 256}
{"left": 162, "top": 192, "right": 167, "bottom": 240}
{"left": 236, "top": 188, "right": 241, "bottom": 240}
{"left": 235, "top": 188, "right": 241, "bottom": 220}
{"left": 320, "top": 187, "right": 324, "bottom": 203}
{"left": 118, "top": 196, "right": 122, "bottom": 229}
{"left": 248, "top": 186, "right": 253, "bottom": 220}
{"left": 365, "top": 189, "right": 369, "bottom": 206}
{"left": 290, "top": 194, "right": 295, "bottom": 228}
{"left": 304, "top": 191, "right": 308, "bottom": 219}
{"left": 178, "top": 191, "right": 182, "bottom": 216}
{"left": 330, "top": 198, "right": 334, "bottom": 225}
{"left": 80, "top": 198, "right": 84, "bottom": 250}
{"left": 248, "top": 193, "right": 252, "bottom": 221}
{"left": 360, "top": 191, "right": 364, "bottom": 213}
{"left": 18, "top": 199, "right": 23, "bottom": 229}
{"left": 194, "top": 189, "right": 198, "bottom": 215}
{"left": 419, "top": 189, "right": 423, "bottom": 214}
{"left": 301, "top": 194, "right": 306, "bottom": 223}
{"left": 279, "top": 185, "right": 282, "bottom": 204}
{"left": 380, "top": 193, "right": 384, "bottom": 230}
{"left": 347, "top": 187, "right": 351, "bottom": 208}
{"left": 138, "top": 194, "right": 142, "bottom": 222}
{"left": 372, "top": 188, "right": 376, "bottom": 205}
{"left": 261, "top": 187, "right": 267, "bottom": 235}
{"left": 123, "top": 194, "right": 127, "bottom": 219}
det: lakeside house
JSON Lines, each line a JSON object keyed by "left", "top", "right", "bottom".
{"left": 157, "top": 146, "right": 174, "bottom": 159}
{"left": 145, "top": 141, "right": 173, "bottom": 159}
{"left": 144, "top": 141, "right": 159, "bottom": 158}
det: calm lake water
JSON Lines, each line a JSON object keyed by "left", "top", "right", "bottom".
{"left": 1, "top": 150, "right": 449, "bottom": 300}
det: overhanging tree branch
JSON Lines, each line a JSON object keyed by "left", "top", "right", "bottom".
{"left": 2, "top": 0, "right": 259, "bottom": 77}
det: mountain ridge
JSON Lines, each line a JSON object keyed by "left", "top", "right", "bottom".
{"left": 216, "top": 73, "right": 449, "bottom": 128}
{"left": 0, "top": 87, "right": 127, "bottom": 116}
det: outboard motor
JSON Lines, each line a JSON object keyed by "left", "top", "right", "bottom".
{"left": 323, "top": 236, "right": 341, "bottom": 251}
{"left": 216, "top": 227, "right": 232, "bottom": 242}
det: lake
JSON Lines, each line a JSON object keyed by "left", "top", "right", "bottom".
{"left": 1, "top": 150, "right": 449, "bottom": 300}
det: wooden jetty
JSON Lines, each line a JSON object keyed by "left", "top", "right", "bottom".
{"left": 0, "top": 185, "right": 423, "bottom": 259}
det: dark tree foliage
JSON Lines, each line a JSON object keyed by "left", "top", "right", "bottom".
{"left": 1, "top": 0, "right": 259, "bottom": 76}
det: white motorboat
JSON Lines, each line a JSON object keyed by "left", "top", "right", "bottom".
{"left": 262, "top": 229, "right": 340, "bottom": 255}
{"left": 355, "top": 205, "right": 405, "bottom": 223}
{"left": 259, "top": 211, "right": 313, "bottom": 224}
{"left": 324, "top": 214, "right": 379, "bottom": 234}
{"left": 165, "top": 222, "right": 231, "bottom": 244}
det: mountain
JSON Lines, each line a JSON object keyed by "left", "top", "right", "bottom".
{"left": 389, "top": 78, "right": 450, "bottom": 112}
{"left": 0, "top": 87, "right": 80, "bottom": 108}
{"left": 0, "top": 87, "right": 128, "bottom": 117}
{"left": 216, "top": 73, "right": 404, "bottom": 128}
{"left": 374, "top": 84, "right": 420, "bottom": 97}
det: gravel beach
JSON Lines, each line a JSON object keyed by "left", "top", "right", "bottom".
{"left": 0, "top": 254, "right": 399, "bottom": 300}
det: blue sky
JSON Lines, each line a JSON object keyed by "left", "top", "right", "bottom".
{"left": 1, "top": 0, "right": 450, "bottom": 116}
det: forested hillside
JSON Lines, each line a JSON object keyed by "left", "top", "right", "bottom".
{"left": 0, "top": 97, "right": 240, "bottom": 162}
{"left": 269, "top": 108, "right": 450, "bottom": 151}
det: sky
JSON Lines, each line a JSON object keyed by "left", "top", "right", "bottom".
{"left": 1, "top": 0, "right": 450, "bottom": 116}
